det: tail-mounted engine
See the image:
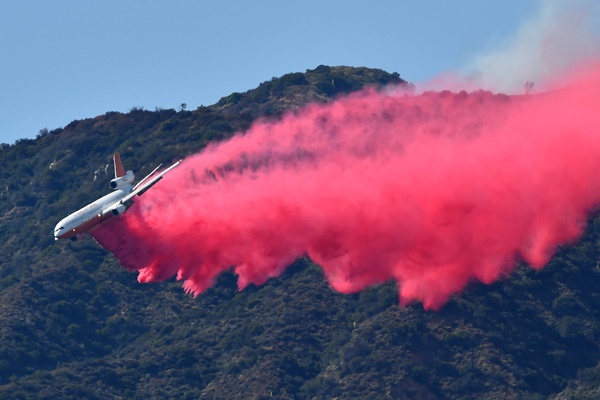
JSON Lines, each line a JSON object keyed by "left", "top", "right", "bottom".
{"left": 109, "top": 171, "right": 135, "bottom": 189}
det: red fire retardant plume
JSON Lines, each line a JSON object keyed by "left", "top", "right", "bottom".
{"left": 92, "top": 65, "right": 600, "bottom": 309}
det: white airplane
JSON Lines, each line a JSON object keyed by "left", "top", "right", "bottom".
{"left": 54, "top": 152, "right": 182, "bottom": 241}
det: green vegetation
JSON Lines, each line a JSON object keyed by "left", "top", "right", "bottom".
{"left": 0, "top": 66, "right": 598, "bottom": 399}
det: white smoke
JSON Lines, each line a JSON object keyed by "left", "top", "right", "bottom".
{"left": 466, "top": 0, "right": 600, "bottom": 93}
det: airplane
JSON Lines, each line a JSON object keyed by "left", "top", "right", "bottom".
{"left": 54, "top": 152, "right": 182, "bottom": 241}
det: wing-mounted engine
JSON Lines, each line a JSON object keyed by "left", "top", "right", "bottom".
{"left": 109, "top": 171, "right": 135, "bottom": 189}
{"left": 100, "top": 203, "right": 128, "bottom": 218}
{"left": 111, "top": 204, "right": 127, "bottom": 216}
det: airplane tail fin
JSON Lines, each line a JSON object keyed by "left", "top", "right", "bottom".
{"left": 113, "top": 153, "right": 126, "bottom": 178}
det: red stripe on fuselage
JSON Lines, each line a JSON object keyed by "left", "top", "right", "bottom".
{"left": 56, "top": 213, "right": 113, "bottom": 239}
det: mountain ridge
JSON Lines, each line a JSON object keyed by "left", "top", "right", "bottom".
{"left": 1, "top": 65, "right": 600, "bottom": 399}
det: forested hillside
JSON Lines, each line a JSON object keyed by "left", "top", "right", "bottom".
{"left": 1, "top": 65, "right": 600, "bottom": 399}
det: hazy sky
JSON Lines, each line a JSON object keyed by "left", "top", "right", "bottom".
{"left": 0, "top": 0, "right": 568, "bottom": 144}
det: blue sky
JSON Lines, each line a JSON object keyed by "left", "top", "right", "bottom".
{"left": 0, "top": 0, "right": 546, "bottom": 144}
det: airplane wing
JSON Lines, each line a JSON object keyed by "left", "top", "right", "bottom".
{"left": 132, "top": 163, "right": 163, "bottom": 191}
{"left": 119, "top": 159, "right": 182, "bottom": 205}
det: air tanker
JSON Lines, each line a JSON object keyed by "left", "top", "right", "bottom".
{"left": 54, "top": 152, "right": 181, "bottom": 241}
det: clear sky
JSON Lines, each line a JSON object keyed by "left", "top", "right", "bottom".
{"left": 0, "top": 0, "right": 553, "bottom": 144}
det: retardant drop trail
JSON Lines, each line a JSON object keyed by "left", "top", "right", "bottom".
{"left": 92, "top": 65, "right": 600, "bottom": 309}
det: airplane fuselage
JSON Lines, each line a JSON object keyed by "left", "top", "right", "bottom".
{"left": 54, "top": 152, "right": 181, "bottom": 241}
{"left": 53, "top": 185, "right": 132, "bottom": 240}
